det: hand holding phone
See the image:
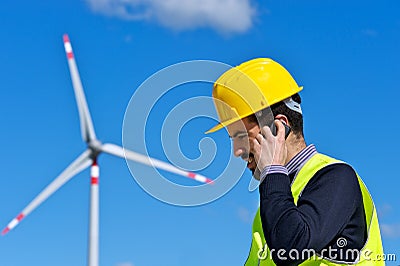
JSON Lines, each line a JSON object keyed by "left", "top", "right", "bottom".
{"left": 251, "top": 120, "right": 290, "bottom": 181}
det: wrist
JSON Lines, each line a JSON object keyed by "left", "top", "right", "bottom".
{"left": 261, "top": 165, "right": 288, "bottom": 178}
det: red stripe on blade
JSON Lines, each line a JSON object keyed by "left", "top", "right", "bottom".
{"left": 16, "top": 213, "right": 24, "bottom": 221}
{"left": 1, "top": 227, "right": 10, "bottom": 235}
{"left": 63, "top": 34, "right": 70, "bottom": 43}
{"left": 206, "top": 178, "right": 214, "bottom": 184}
{"left": 187, "top": 172, "right": 196, "bottom": 179}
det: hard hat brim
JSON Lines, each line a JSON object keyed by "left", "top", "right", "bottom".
{"left": 205, "top": 116, "right": 243, "bottom": 134}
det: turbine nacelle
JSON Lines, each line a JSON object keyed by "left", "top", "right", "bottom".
{"left": 88, "top": 139, "right": 103, "bottom": 158}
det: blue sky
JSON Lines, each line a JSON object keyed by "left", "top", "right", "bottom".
{"left": 1, "top": 0, "right": 399, "bottom": 265}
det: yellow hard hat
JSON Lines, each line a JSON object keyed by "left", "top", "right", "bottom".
{"left": 206, "top": 58, "right": 303, "bottom": 133}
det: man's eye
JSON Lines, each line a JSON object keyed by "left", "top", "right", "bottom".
{"left": 229, "top": 133, "right": 248, "bottom": 141}
{"left": 236, "top": 133, "right": 248, "bottom": 140}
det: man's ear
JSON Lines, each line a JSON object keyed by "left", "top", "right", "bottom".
{"left": 274, "top": 114, "right": 289, "bottom": 126}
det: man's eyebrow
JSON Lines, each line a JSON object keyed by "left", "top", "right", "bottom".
{"left": 229, "top": 131, "right": 248, "bottom": 139}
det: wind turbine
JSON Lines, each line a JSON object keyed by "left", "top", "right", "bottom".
{"left": 2, "top": 34, "right": 213, "bottom": 266}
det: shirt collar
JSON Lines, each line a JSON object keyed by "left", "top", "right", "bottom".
{"left": 285, "top": 144, "right": 317, "bottom": 175}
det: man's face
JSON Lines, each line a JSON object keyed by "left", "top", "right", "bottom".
{"left": 227, "top": 118, "right": 261, "bottom": 175}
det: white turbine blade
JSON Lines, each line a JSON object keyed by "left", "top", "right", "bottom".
{"left": 2, "top": 150, "right": 92, "bottom": 235}
{"left": 63, "top": 34, "right": 96, "bottom": 143}
{"left": 101, "top": 143, "right": 213, "bottom": 184}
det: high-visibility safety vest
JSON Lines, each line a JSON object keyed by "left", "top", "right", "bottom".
{"left": 245, "top": 153, "right": 384, "bottom": 265}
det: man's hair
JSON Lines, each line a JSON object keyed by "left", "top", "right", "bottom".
{"left": 247, "top": 93, "right": 304, "bottom": 138}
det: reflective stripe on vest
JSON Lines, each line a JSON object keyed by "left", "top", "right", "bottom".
{"left": 245, "top": 153, "right": 384, "bottom": 266}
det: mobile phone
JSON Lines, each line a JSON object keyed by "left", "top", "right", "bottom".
{"left": 270, "top": 121, "right": 291, "bottom": 139}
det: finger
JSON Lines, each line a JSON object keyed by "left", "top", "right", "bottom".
{"left": 261, "top": 125, "right": 274, "bottom": 139}
{"left": 255, "top": 133, "right": 264, "bottom": 144}
{"left": 250, "top": 138, "right": 261, "bottom": 155}
{"left": 249, "top": 137, "right": 258, "bottom": 149}
{"left": 275, "top": 120, "right": 285, "bottom": 141}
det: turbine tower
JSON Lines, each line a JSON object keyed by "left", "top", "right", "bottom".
{"left": 2, "top": 34, "right": 213, "bottom": 266}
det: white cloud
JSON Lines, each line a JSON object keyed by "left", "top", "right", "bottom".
{"left": 86, "top": 0, "right": 256, "bottom": 34}
{"left": 380, "top": 223, "right": 400, "bottom": 238}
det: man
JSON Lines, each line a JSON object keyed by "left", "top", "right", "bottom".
{"left": 206, "top": 58, "right": 384, "bottom": 265}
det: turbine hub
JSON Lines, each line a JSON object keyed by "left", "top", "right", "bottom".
{"left": 88, "top": 139, "right": 103, "bottom": 158}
